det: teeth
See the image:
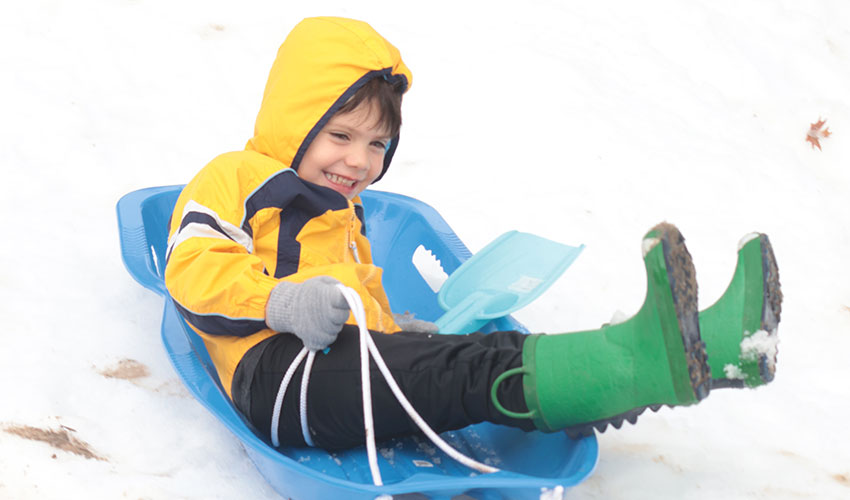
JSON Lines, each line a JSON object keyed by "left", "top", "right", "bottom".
{"left": 325, "top": 172, "right": 356, "bottom": 187}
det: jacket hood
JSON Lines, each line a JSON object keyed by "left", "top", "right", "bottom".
{"left": 246, "top": 17, "right": 412, "bottom": 183}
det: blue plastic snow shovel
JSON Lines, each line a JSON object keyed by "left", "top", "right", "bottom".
{"left": 435, "top": 231, "right": 585, "bottom": 334}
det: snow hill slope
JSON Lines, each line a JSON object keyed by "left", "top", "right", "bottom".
{"left": 1, "top": 1, "right": 848, "bottom": 498}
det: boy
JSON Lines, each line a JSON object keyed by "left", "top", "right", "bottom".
{"left": 165, "top": 17, "right": 781, "bottom": 450}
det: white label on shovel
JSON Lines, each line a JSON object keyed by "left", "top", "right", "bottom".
{"left": 412, "top": 459, "right": 434, "bottom": 468}
{"left": 508, "top": 276, "right": 543, "bottom": 293}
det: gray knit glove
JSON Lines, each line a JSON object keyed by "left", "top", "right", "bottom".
{"left": 393, "top": 312, "right": 439, "bottom": 334}
{"left": 265, "top": 276, "right": 350, "bottom": 351}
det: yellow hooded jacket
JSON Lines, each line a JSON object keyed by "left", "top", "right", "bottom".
{"left": 164, "top": 17, "right": 412, "bottom": 399}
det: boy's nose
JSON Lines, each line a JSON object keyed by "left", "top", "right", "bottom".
{"left": 344, "top": 146, "right": 370, "bottom": 171}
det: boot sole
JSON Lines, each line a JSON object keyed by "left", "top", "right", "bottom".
{"left": 758, "top": 234, "right": 782, "bottom": 383}
{"left": 564, "top": 223, "right": 711, "bottom": 439}
{"left": 711, "top": 234, "right": 782, "bottom": 389}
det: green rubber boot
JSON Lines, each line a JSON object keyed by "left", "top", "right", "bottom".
{"left": 699, "top": 233, "right": 782, "bottom": 389}
{"left": 491, "top": 223, "right": 711, "bottom": 438}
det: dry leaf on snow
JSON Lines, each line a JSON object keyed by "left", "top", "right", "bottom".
{"left": 806, "top": 118, "right": 831, "bottom": 150}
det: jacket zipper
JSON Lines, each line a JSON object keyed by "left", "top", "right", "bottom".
{"left": 348, "top": 208, "right": 361, "bottom": 264}
{"left": 350, "top": 239, "right": 361, "bottom": 263}
{"left": 347, "top": 204, "right": 385, "bottom": 331}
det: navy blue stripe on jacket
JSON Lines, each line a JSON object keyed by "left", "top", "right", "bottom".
{"left": 241, "top": 170, "right": 354, "bottom": 278}
{"left": 173, "top": 299, "right": 269, "bottom": 337}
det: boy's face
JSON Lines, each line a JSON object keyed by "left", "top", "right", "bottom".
{"left": 298, "top": 100, "right": 391, "bottom": 200}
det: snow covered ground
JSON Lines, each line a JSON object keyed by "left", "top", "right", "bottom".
{"left": 2, "top": 0, "right": 849, "bottom": 498}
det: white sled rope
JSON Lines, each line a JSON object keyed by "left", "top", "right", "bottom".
{"left": 270, "top": 285, "right": 499, "bottom": 486}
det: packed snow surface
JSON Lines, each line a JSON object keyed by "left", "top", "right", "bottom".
{"left": 2, "top": 0, "right": 850, "bottom": 499}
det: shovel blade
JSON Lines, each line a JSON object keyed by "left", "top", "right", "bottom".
{"left": 436, "top": 231, "right": 584, "bottom": 334}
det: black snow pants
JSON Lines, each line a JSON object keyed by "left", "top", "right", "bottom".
{"left": 232, "top": 326, "right": 535, "bottom": 450}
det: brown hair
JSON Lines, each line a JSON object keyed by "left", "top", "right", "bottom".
{"left": 337, "top": 76, "right": 404, "bottom": 137}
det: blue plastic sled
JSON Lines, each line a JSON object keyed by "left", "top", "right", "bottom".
{"left": 116, "top": 185, "right": 598, "bottom": 500}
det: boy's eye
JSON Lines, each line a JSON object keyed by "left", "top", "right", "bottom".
{"left": 329, "top": 132, "right": 349, "bottom": 141}
{"left": 371, "top": 140, "right": 387, "bottom": 150}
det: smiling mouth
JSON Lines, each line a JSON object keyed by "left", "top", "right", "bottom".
{"left": 324, "top": 172, "right": 357, "bottom": 187}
